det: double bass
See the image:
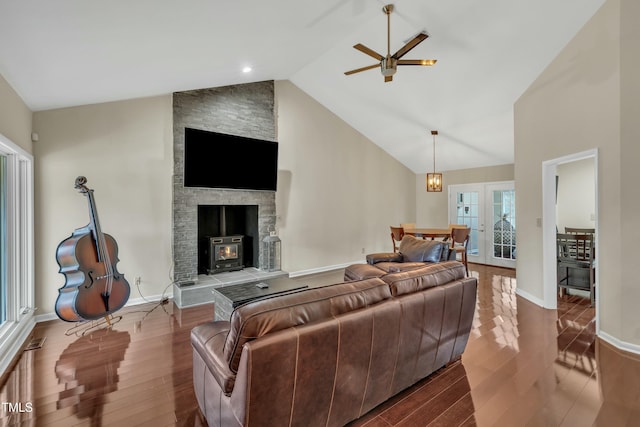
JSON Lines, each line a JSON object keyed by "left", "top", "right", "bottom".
{"left": 55, "top": 176, "right": 130, "bottom": 322}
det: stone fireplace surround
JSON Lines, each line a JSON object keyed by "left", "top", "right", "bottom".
{"left": 172, "top": 81, "right": 283, "bottom": 306}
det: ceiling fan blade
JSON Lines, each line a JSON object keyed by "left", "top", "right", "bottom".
{"left": 344, "top": 64, "right": 380, "bottom": 75}
{"left": 397, "top": 59, "right": 437, "bottom": 66}
{"left": 392, "top": 32, "right": 428, "bottom": 60}
{"left": 353, "top": 44, "right": 383, "bottom": 61}
{"left": 384, "top": 75, "right": 393, "bottom": 83}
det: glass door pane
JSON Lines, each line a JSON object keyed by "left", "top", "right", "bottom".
{"left": 484, "top": 182, "right": 516, "bottom": 269}
{"left": 455, "top": 191, "right": 480, "bottom": 257}
{"left": 492, "top": 189, "right": 516, "bottom": 260}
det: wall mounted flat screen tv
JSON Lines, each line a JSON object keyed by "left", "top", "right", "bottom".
{"left": 184, "top": 128, "right": 278, "bottom": 191}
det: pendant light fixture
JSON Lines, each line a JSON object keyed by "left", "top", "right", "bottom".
{"left": 426, "top": 130, "right": 442, "bottom": 192}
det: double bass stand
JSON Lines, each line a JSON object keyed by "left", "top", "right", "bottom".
{"left": 64, "top": 314, "right": 123, "bottom": 337}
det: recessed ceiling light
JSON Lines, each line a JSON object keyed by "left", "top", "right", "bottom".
{"left": 242, "top": 66, "right": 252, "bottom": 73}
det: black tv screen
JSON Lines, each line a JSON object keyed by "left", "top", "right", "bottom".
{"left": 184, "top": 128, "right": 278, "bottom": 191}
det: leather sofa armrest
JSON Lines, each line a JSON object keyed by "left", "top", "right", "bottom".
{"left": 366, "top": 252, "right": 403, "bottom": 265}
{"left": 191, "top": 322, "right": 236, "bottom": 395}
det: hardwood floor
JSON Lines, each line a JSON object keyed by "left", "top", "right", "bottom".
{"left": 1, "top": 264, "right": 638, "bottom": 426}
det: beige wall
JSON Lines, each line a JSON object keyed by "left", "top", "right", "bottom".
{"left": 556, "top": 158, "right": 596, "bottom": 231}
{"left": 30, "top": 81, "right": 415, "bottom": 316}
{"left": 275, "top": 80, "right": 416, "bottom": 272}
{"left": 0, "top": 74, "right": 32, "bottom": 153}
{"left": 620, "top": 0, "right": 640, "bottom": 345}
{"left": 415, "top": 164, "right": 514, "bottom": 227}
{"left": 515, "top": 0, "right": 640, "bottom": 346}
{"left": 33, "top": 96, "right": 174, "bottom": 316}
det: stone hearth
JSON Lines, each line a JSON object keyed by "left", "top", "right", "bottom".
{"left": 173, "top": 268, "right": 287, "bottom": 308}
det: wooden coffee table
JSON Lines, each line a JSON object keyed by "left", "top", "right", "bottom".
{"left": 212, "top": 276, "right": 307, "bottom": 321}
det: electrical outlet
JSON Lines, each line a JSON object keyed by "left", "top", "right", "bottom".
{"left": 361, "top": 247, "right": 365, "bottom": 254}
{"left": 135, "top": 276, "right": 141, "bottom": 286}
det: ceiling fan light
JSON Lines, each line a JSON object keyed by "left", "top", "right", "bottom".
{"left": 381, "top": 57, "right": 397, "bottom": 76}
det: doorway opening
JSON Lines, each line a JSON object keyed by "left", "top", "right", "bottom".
{"left": 542, "top": 149, "right": 599, "bottom": 330}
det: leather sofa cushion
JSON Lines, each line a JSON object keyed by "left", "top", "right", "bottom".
{"left": 373, "top": 262, "right": 427, "bottom": 273}
{"left": 344, "top": 263, "right": 386, "bottom": 281}
{"left": 398, "top": 235, "right": 446, "bottom": 263}
{"left": 223, "top": 277, "right": 391, "bottom": 373}
{"left": 382, "top": 261, "right": 466, "bottom": 296}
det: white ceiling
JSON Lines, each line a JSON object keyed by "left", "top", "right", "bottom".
{"left": 0, "top": 0, "right": 605, "bottom": 172}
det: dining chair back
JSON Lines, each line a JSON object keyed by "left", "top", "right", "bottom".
{"left": 390, "top": 226, "right": 405, "bottom": 253}
{"left": 565, "top": 227, "right": 595, "bottom": 239}
{"left": 450, "top": 227, "right": 471, "bottom": 276}
{"left": 444, "top": 223, "right": 467, "bottom": 242}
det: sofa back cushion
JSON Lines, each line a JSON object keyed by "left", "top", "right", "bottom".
{"left": 223, "top": 277, "right": 391, "bottom": 373}
{"left": 399, "top": 235, "right": 448, "bottom": 262}
{"left": 382, "top": 261, "right": 466, "bottom": 296}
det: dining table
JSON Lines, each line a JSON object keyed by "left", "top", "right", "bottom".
{"left": 403, "top": 227, "right": 451, "bottom": 240}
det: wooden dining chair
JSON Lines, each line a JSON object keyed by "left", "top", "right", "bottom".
{"left": 565, "top": 227, "right": 595, "bottom": 235}
{"left": 557, "top": 233, "right": 595, "bottom": 305}
{"left": 450, "top": 227, "right": 471, "bottom": 276}
{"left": 444, "top": 223, "right": 467, "bottom": 242}
{"left": 390, "top": 226, "right": 404, "bottom": 253}
{"left": 564, "top": 227, "right": 596, "bottom": 259}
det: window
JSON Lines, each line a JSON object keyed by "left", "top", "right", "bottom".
{"left": 0, "top": 133, "right": 34, "bottom": 376}
{"left": 0, "top": 153, "right": 6, "bottom": 323}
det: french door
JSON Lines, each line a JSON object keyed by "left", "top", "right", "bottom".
{"left": 448, "top": 181, "right": 516, "bottom": 269}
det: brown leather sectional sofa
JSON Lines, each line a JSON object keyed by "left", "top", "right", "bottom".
{"left": 191, "top": 260, "right": 477, "bottom": 426}
{"left": 345, "top": 235, "right": 456, "bottom": 281}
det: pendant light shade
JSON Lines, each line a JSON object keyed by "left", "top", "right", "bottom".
{"left": 426, "top": 130, "right": 442, "bottom": 192}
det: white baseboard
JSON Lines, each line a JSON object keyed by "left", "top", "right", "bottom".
{"left": 34, "top": 312, "right": 59, "bottom": 323}
{"left": 34, "top": 293, "right": 173, "bottom": 324}
{"left": 127, "top": 293, "right": 171, "bottom": 306}
{"left": 289, "top": 261, "right": 361, "bottom": 278}
{"left": 515, "top": 288, "right": 545, "bottom": 307}
{"left": 598, "top": 331, "right": 640, "bottom": 355}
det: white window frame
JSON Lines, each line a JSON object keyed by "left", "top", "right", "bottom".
{"left": 0, "top": 133, "right": 35, "bottom": 376}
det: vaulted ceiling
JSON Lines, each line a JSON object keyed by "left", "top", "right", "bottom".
{"left": 0, "top": 0, "right": 605, "bottom": 172}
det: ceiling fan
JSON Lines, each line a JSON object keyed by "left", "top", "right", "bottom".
{"left": 344, "top": 4, "right": 436, "bottom": 82}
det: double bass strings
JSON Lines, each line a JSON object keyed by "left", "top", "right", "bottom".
{"left": 87, "top": 188, "right": 115, "bottom": 307}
